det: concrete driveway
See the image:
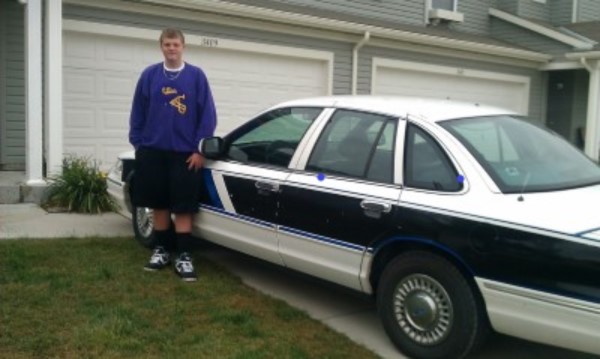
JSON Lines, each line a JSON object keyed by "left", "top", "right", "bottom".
{"left": 198, "top": 243, "right": 597, "bottom": 359}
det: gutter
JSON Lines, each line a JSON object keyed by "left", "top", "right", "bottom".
{"left": 128, "top": 0, "right": 550, "bottom": 63}
{"left": 352, "top": 31, "right": 370, "bottom": 95}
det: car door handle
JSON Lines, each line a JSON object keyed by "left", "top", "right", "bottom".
{"left": 255, "top": 181, "right": 280, "bottom": 193}
{"left": 360, "top": 200, "right": 392, "bottom": 214}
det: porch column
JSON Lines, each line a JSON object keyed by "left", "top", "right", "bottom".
{"left": 584, "top": 59, "right": 600, "bottom": 161}
{"left": 24, "top": 0, "right": 44, "bottom": 184}
{"left": 45, "top": 0, "right": 63, "bottom": 176}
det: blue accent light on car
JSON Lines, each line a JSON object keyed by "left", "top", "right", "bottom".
{"left": 317, "top": 173, "right": 326, "bottom": 181}
{"left": 457, "top": 175, "right": 465, "bottom": 184}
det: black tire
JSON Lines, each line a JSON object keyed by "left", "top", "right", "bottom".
{"left": 376, "top": 251, "right": 489, "bottom": 359}
{"left": 132, "top": 206, "right": 157, "bottom": 248}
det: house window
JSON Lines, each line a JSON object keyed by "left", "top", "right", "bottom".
{"left": 431, "top": 0, "right": 457, "bottom": 12}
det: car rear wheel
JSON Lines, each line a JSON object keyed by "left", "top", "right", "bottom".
{"left": 377, "top": 251, "right": 488, "bottom": 359}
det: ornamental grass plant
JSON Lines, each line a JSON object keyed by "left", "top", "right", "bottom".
{"left": 44, "top": 155, "right": 118, "bottom": 214}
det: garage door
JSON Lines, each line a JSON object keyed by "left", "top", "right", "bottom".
{"left": 373, "top": 58, "right": 530, "bottom": 115}
{"left": 63, "top": 29, "right": 331, "bottom": 168}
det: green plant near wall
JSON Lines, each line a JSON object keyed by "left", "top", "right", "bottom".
{"left": 44, "top": 156, "right": 119, "bottom": 214}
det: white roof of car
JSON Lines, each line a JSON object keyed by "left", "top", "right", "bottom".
{"left": 277, "top": 96, "right": 514, "bottom": 123}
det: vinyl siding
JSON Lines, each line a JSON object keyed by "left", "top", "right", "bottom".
{"left": 577, "top": 0, "right": 600, "bottom": 22}
{"left": 451, "top": 0, "right": 495, "bottom": 36}
{"left": 225, "top": 0, "right": 426, "bottom": 26}
{"left": 496, "top": 0, "right": 519, "bottom": 14}
{"left": 518, "top": 0, "right": 550, "bottom": 22}
{"left": 1, "top": 0, "right": 25, "bottom": 168}
{"left": 550, "top": 0, "right": 573, "bottom": 26}
{"left": 357, "top": 46, "right": 545, "bottom": 121}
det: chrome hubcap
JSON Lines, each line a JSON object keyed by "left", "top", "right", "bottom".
{"left": 393, "top": 274, "right": 453, "bottom": 345}
{"left": 135, "top": 207, "right": 154, "bottom": 238}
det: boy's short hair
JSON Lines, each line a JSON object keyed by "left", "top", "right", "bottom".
{"left": 159, "top": 28, "right": 185, "bottom": 44}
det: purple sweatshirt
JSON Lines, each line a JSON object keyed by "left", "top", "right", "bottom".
{"left": 129, "top": 62, "right": 217, "bottom": 152}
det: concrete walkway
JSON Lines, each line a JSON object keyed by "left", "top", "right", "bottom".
{"left": 0, "top": 204, "right": 131, "bottom": 239}
{"left": 0, "top": 204, "right": 595, "bottom": 359}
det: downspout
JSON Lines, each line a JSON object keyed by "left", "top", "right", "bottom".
{"left": 352, "top": 31, "right": 370, "bottom": 95}
{"left": 580, "top": 57, "right": 600, "bottom": 160}
{"left": 572, "top": 0, "right": 578, "bottom": 23}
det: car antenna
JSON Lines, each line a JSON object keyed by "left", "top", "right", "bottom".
{"left": 517, "top": 172, "right": 531, "bottom": 202}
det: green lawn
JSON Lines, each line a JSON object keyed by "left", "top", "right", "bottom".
{"left": 0, "top": 237, "right": 380, "bottom": 359}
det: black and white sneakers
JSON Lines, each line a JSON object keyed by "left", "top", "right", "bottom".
{"left": 175, "top": 252, "right": 198, "bottom": 282}
{"left": 144, "top": 247, "right": 197, "bottom": 282}
{"left": 144, "top": 246, "right": 171, "bottom": 271}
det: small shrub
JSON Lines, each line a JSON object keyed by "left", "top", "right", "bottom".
{"left": 44, "top": 156, "right": 119, "bottom": 214}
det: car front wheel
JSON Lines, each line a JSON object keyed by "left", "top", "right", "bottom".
{"left": 132, "top": 206, "right": 157, "bottom": 248}
{"left": 377, "top": 251, "right": 488, "bottom": 359}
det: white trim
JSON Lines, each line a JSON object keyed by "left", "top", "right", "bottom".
{"left": 371, "top": 58, "right": 531, "bottom": 115}
{"left": 477, "top": 277, "right": 600, "bottom": 355}
{"left": 489, "top": 8, "right": 594, "bottom": 50}
{"left": 211, "top": 172, "right": 236, "bottom": 213}
{"left": 539, "top": 60, "right": 584, "bottom": 71}
{"left": 63, "top": 19, "right": 334, "bottom": 96}
{"left": 44, "top": 0, "right": 63, "bottom": 176}
{"left": 584, "top": 60, "right": 600, "bottom": 160}
{"left": 368, "top": 37, "right": 544, "bottom": 69}
{"left": 566, "top": 51, "right": 600, "bottom": 60}
{"left": 572, "top": 0, "right": 579, "bottom": 23}
{"left": 428, "top": 9, "right": 464, "bottom": 23}
{"left": 394, "top": 119, "right": 406, "bottom": 186}
{"left": 567, "top": 52, "right": 600, "bottom": 160}
{"left": 25, "top": 0, "right": 44, "bottom": 184}
{"left": 290, "top": 107, "right": 336, "bottom": 170}
{"left": 531, "top": 0, "right": 546, "bottom": 4}
{"left": 64, "top": 0, "right": 550, "bottom": 64}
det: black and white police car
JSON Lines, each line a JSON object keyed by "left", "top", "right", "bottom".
{"left": 108, "top": 96, "right": 600, "bottom": 359}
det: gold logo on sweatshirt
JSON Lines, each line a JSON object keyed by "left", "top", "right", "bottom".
{"left": 169, "top": 94, "right": 187, "bottom": 115}
{"left": 162, "top": 87, "right": 178, "bottom": 95}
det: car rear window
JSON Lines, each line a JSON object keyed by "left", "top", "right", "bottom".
{"left": 440, "top": 115, "right": 600, "bottom": 193}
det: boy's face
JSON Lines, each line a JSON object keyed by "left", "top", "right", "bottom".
{"left": 161, "top": 36, "right": 184, "bottom": 64}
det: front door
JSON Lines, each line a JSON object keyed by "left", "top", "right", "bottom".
{"left": 198, "top": 107, "right": 323, "bottom": 264}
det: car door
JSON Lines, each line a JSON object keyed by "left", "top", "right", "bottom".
{"left": 277, "top": 109, "right": 403, "bottom": 290}
{"left": 198, "top": 107, "right": 324, "bottom": 265}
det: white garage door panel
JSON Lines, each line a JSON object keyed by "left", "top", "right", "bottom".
{"left": 63, "top": 31, "right": 329, "bottom": 168}
{"left": 374, "top": 62, "right": 529, "bottom": 115}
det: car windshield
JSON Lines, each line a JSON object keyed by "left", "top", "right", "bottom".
{"left": 440, "top": 115, "right": 600, "bottom": 193}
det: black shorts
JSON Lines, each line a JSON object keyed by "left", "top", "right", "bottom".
{"left": 131, "top": 147, "right": 203, "bottom": 213}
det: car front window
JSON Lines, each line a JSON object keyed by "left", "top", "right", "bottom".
{"left": 440, "top": 115, "right": 600, "bottom": 193}
{"left": 226, "top": 107, "right": 323, "bottom": 167}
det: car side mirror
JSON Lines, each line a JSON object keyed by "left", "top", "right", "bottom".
{"left": 200, "top": 137, "right": 225, "bottom": 159}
